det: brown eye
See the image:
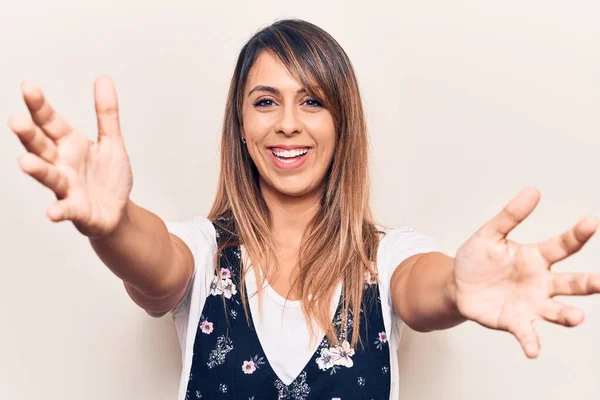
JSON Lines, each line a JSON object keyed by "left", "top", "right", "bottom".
{"left": 254, "top": 98, "right": 275, "bottom": 107}
{"left": 304, "top": 98, "right": 323, "bottom": 108}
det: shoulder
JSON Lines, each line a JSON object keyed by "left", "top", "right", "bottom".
{"left": 376, "top": 225, "right": 441, "bottom": 283}
{"left": 158, "top": 216, "right": 218, "bottom": 317}
{"left": 165, "top": 216, "right": 217, "bottom": 256}
{"left": 377, "top": 225, "right": 439, "bottom": 252}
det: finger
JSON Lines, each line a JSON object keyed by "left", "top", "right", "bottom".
{"left": 8, "top": 114, "right": 58, "bottom": 163}
{"left": 94, "top": 76, "right": 122, "bottom": 142}
{"left": 509, "top": 321, "right": 540, "bottom": 359}
{"left": 538, "top": 216, "right": 598, "bottom": 264}
{"left": 18, "top": 152, "right": 68, "bottom": 199}
{"left": 478, "top": 187, "right": 541, "bottom": 240}
{"left": 539, "top": 299, "right": 585, "bottom": 327}
{"left": 46, "top": 198, "right": 79, "bottom": 223}
{"left": 21, "top": 81, "right": 73, "bottom": 142}
{"left": 551, "top": 272, "right": 600, "bottom": 296}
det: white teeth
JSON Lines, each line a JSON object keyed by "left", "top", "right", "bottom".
{"left": 278, "top": 157, "right": 296, "bottom": 164}
{"left": 271, "top": 148, "right": 309, "bottom": 158}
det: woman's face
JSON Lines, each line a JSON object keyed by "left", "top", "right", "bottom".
{"left": 241, "top": 51, "right": 336, "bottom": 198}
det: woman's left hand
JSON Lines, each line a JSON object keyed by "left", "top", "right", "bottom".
{"left": 453, "top": 187, "right": 600, "bottom": 358}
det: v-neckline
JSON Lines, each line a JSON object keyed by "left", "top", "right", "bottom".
{"left": 240, "top": 245, "right": 344, "bottom": 386}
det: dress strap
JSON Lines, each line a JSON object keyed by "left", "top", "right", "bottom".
{"left": 211, "top": 216, "right": 242, "bottom": 277}
{"left": 211, "top": 216, "right": 238, "bottom": 247}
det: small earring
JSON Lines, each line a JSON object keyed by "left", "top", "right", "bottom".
{"left": 241, "top": 137, "right": 246, "bottom": 145}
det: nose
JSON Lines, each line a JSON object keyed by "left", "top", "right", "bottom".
{"left": 275, "top": 104, "right": 302, "bottom": 137}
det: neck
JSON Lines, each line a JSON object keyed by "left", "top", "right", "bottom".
{"left": 260, "top": 180, "right": 321, "bottom": 246}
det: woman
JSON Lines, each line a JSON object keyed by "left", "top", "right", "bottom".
{"left": 8, "top": 19, "right": 600, "bottom": 400}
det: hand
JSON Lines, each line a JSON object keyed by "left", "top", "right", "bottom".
{"left": 452, "top": 187, "right": 599, "bottom": 358}
{"left": 8, "top": 76, "right": 133, "bottom": 238}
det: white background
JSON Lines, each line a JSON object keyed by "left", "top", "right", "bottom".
{"left": 1, "top": 0, "right": 599, "bottom": 399}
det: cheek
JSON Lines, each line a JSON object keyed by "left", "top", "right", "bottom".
{"left": 245, "top": 140, "right": 268, "bottom": 173}
{"left": 243, "top": 116, "right": 268, "bottom": 143}
{"left": 313, "top": 127, "right": 336, "bottom": 166}
{"left": 242, "top": 118, "right": 270, "bottom": 160}
{"left": 324, "top": 134, "right": 336, "bottom": 158}
{"left": 318, "top": 143, "right": 335, "bottom": 171}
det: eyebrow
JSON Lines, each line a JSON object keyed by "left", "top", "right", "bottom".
{"left": 248, "top": 85, "right": 307, "bottom": 97}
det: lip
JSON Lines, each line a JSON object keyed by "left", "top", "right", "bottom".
{"left": 267, "top": 147, "right": 311, "bottom": 170}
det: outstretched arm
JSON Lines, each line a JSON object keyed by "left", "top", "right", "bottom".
{"left": 390, "top": 187, "right": 600, "bottom": 358}
{"left": 9, "top": 77, "right": 194, "bottom": 315}
{"left": 391, "top": 251, "right": 464, "bottom": 332}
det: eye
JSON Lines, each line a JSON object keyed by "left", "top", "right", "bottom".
{"left": 253, "top": 98, "right": 276, "bottom": 108}
{"left": 303, "top": 98, "right": 323, "bottom": 108}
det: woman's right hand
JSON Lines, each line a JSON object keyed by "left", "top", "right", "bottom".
{"left": 8, "top": 76, "right": 133, "bottom": 238}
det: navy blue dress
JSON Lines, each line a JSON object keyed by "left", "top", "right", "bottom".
{"left": 185, "top": 219, "right": 391, "bottom": 399}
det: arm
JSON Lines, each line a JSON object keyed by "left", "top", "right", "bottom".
{"left": 9, "top": 77, "right": 193, "bottom": 315}
{"left": 389, "top": 187, "right": 600, "bottom": 359}
{"left": 90, "top": 199, "right": 194, "bottom": 315}
{"left": 390, "top": 252, "right": 465, "bottom": 332}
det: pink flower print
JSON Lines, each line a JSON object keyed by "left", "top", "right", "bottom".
{"left": 242, "top": 360, "right": 256, "bottom": 374}
{"left": 316, "top": 347, "right": 335, "bottom": 371}
{"left": 375, "top": 331, "right": 388, "bottom": 349}
{"left": 200, "top": 320, "right": 214, "bottom": 334}
{"left": 330, "top": 340, "right": 355, "bottom": 368}
{"left": 221, "top": 278, "right": 237, "bottom": 299}
{"left": 209, "top": 276, "right": 224, "bottom": 296}
{"left": 378, "top": 332, "right": 387, "bottom": 343}
{"left": 219, "top": 268, "right": 231, "bottom": 280}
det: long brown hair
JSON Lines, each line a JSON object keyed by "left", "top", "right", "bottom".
{"left": 208, "top": 19, "right": 380, "bottom": 348}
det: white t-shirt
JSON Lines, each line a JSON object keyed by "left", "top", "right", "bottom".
{"left": 157, "top": 216, "right": 440, "bottom": 400}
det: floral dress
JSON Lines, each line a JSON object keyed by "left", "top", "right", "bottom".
{"left": 185, "top": 219, "right": 391, "bottom": 399}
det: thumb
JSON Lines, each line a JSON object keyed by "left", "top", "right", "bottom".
{"left": 94, "top": 75, "right": 122, "bottom": 142}
{"left": 478, "top": 187, "right": 541, "bottom": 240}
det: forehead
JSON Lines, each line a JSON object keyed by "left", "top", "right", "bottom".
{"left": 245, "top": 51, "right": 303, "bottom": 94}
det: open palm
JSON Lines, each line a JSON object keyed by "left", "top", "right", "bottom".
{"left": 453, "top": 188, "right": 600, "bottom": 358}
{"left": 8, "top": 76, "right": 132, "bottom": 237}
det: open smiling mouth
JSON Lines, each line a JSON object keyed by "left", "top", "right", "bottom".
{"left": 268, "top": 147, "right": 311, "bottom": 169}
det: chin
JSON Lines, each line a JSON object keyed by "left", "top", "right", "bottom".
{"left": 273, "top": 184, "right": 315, "bottom": 197}
{"left": 268, "top": 176, "right": 322, "bottom": 198}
